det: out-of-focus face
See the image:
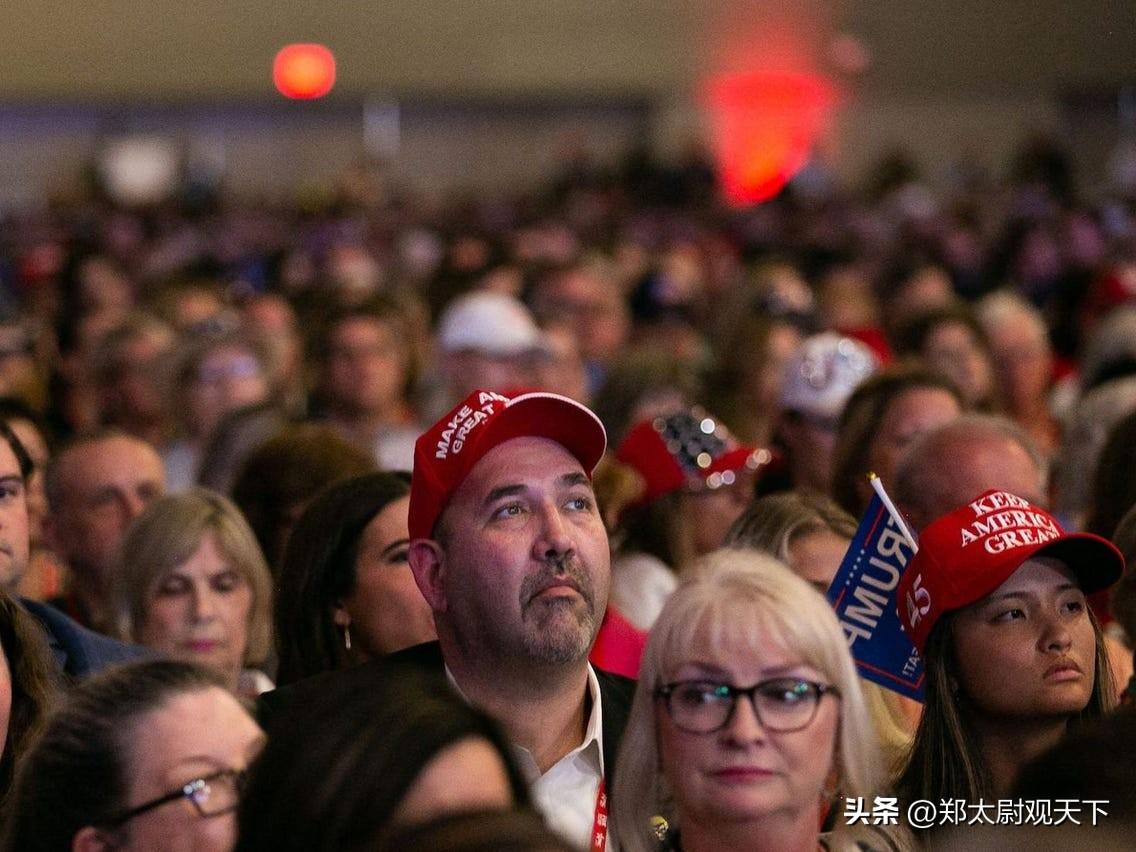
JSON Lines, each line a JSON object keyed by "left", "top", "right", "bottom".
{"left": 186, "top": 345, "right": 269, "bottom": 438}
{"left": 533, "top": 325, "right": 589, "bottom": 403}
{"left": 323, "top": 316, "right": 407, "bottom": 416}
{"left": 426, "top": 437, "right": 610, "bottom": 667}
{"left": 7, "top": 418, "right": 48, "bottom": 546}
{"left": 867, "top": 387, "right": 961, "bottom": 491}
{"left": 923, "top": 321, "right": 995, "bottom": 409}
{"left": 787, "top": 530, "right": 850, "bottom": 594}
{"left": 392, "top": 736, "right": 515, "bottom": 827}
{"left": 0, "top": 439, "right": 29, "bottom": 589}
{"left": 656, "top": 630, "right": 839, "bottom": 833}
{"left": 49, "top": 436, "right": 165, "bottom": 583}
{"left": 952, "top": 558, "right": 1096, "bottom": 721}
{"left": 102, "top": 333, "right": 171, "bottom": 423}
{"left": 538, "top": 271, "right": 628, "bottom": 364}
{"left": 781, "top": 413, "right": 839, "bottom": 496}
{"left": 445, "top": 350, "right": 535, "bottom": 399}
{"left": 681, "top": 475, "right": 755, "bottom": 557}
{"left": 139, "top": 532, "right": 253, "bottom": 691}
{"left": 985, "top": 321, "right": 1053, "bottom": 413}
{"left": 336, "top": 495, "right": 435, "bottom": 657}
{"left": 113, "top": 686, "right": 264, "bottom": 852}
{"left": 747, "top": 324, "right": 803, "bottom": 414}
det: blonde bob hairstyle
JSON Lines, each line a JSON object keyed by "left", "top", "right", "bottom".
{"left": 612, "top": 549, "right": 881, "bottom": 852}
{"left": 114, "top": 487, "right": 272, "bottom": 666}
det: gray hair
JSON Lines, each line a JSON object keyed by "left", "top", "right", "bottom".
{"left": 113, "top": 487, "right": 272, "bottom": 665}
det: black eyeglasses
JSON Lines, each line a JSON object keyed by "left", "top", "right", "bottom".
{"left": 656, "top": 678, "right": 839, "bottom": 734}
{"left": 104, "top": 768, "right": 247, "bottom": 827}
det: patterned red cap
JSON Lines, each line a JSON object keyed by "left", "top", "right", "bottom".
{"left": 615, "top": 409, "right": 770, "bottom": 508}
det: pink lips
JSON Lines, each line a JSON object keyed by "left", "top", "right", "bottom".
{"left": 1043, "top": 659, "right": 1084, "bottom": 682}
{"left": 533, "top": 580, "right": 581, "bottom": 599}
{"left": 186, "top": 640, "right": 221, "bottom": 653}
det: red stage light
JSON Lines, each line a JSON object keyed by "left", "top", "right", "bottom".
{"left": 273, "top": 43, "right": 336, "bottom": 100}
{"left": 702, "top": 71, "right": 836, "bottom": 206}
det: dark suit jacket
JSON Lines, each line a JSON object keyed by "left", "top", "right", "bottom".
{"left": 20, "top": 598, "right": 151, "bottom": 679}
{"left": 260, "top": 641, "right": 637, "bottom": 782}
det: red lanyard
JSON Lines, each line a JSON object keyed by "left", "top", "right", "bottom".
{"left": 590, "top": 779, "right": 608, "bottom": 852}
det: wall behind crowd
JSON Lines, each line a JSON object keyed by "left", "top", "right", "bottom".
{"left": 0, "top": 1, "right": 1132, "bottom": 200}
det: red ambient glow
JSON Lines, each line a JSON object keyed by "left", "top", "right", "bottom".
{"left": 702, "top": 71, "right": 836, "bottom": 206}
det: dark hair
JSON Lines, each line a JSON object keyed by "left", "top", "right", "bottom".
{"left": 377, "top": 809, "right": 576, "bottom": 852}
{"left": 0, "top": 420, "right": 33, "bottom": 482}
{"left": 2, "top": 660, "right": 226, "bottom": 851}
{"left": 236, "top": 667, "right": 530, "bottom": 852}
{"left": 831, "top": 364, "right": 962, "bottom": 516}
{"left": 0, "top": 592, "right": 60, "bottom": 815}
{"left": 0, "top": 397, "right": 50, "bottom": 452}
{"left": 230, "top": 424, "right": 377, "bottom": 573}
{"left": 615, "top": 490, "right": 688, "bottom": 570}
{"left": 894, "top": 609, "right": 1113, "bottom": 833}
{"left": 274, "top": 471, "right": 412, "bottom": 685}
{"left": 1084, "top": 408, "right": 1136, "bottom": 539}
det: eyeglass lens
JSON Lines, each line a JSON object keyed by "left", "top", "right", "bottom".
{"left": 664, "top": 678, "right": 827, "bottom": 733}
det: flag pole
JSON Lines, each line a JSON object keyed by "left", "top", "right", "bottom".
{"left": 868, "top": 472, "right": 919, "bottom": 551}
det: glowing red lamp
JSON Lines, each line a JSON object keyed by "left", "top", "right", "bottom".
{"left": 702, "top": 71, "right": 836, "bottom": 206}
{"left": 273, "top": 43, "right": 336, "bottom": 100}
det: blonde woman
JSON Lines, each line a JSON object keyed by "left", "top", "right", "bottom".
{"left": 612, "top": 550, "right": 880, "bottom": 852}
{"left": 115, "top": 488, "right": 273, "bottom": 698}
{"left": 725, "top": 491, "right": 920, "bottom": 773}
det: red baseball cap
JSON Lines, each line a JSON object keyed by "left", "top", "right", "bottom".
{"left": 897, "top": 489, "right": 1124, "bottom": 654}
{"left": 408, "top": 389, "right": 607, "bottom": 540}
{"left": 615, "top": 409, "right": 770, "bottom": 509}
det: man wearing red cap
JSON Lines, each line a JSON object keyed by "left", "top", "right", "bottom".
{"left": 405, "top": 389, "right": 631, "bottom": 850}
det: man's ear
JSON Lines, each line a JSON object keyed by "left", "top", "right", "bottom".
{"left": 72, "top": 826, "right": 117, "bottom": 852}
{"left": 407, "top": 539, "right": 448, "bottom": 613}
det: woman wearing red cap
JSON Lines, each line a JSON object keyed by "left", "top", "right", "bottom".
{"left": 608, "top": 409, "right": 769, "bottom": 630}
{"left": 891, "top": 489, "right": 1121, "bottom": 838}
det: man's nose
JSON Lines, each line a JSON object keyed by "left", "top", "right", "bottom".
{"left": 532, "top": 502, "right": 574, "bottom": 563}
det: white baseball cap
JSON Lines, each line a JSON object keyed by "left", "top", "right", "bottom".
{"left": 780, "top": 332, "right": 879, "bottom": 420}
{"left": 436, "top": 291, "right": 543, "bottom": 357}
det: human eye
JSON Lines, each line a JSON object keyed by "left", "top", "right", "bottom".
{"left": 0, "top": 479, "right": 24, "bottom": 500}
{"left": 1060, "top": 593, "right": 1086, "bottom": 615}
{"left": 211, "top": 570, "right": 244, "bottom": 593}
{"left": 491, "top": 502, "right": 526, "bottom": 521}
{"left": 156, "top": 575, "right": 191, "bottom": 597}
{"left": 757, "top": 679, "right": 815, "bottom": 705}
{"left": 992, "top": 607, "right": 1026, "bottom": 623}
{"left": 673, "top": 681, "right": 730, "bottom": 708}
{"left": 564, "top": 493, "right": 595, "bottom": 513}
{"left": 385, "top": 546, "right": 409, "bottom": 565}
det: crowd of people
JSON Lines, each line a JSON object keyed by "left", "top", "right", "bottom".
{"left": 0, "top": 134, "right": 1135, "bottom": 849}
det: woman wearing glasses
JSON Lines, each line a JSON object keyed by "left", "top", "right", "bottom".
{"left": 612, "top": 550, "right": 881, "bottom": 852}
{"left": 4, "top": 659, "right": 262, "bottom": 851}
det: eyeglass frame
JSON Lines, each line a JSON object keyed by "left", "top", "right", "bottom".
{"left": 102, "top": 767, "right": 247, "bottom": 828}
{"left": 655, "top": 678, "right": 840, "bottom": 735}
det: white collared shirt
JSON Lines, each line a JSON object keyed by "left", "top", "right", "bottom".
{"left": 445, "top": 664, "right": 611, "bottom": 851}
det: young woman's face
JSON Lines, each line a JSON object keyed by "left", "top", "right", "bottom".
{"left": 655, "top": 630, "right": 839, "bottom": 831}
{"left": 952, "top": 557, "right": 1097, "bottom": 720}
{"left": 336, "top": 496, "right": 435, "bottom": 657}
